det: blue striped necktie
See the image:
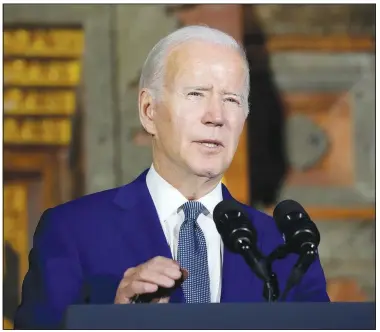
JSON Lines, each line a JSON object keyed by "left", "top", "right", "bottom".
{"left": 177, "top": 201, "right": 211, "bottom": 303}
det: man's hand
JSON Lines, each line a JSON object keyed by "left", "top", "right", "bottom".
{"left": 114, "top": 256, "right": 187, "bottom": 304}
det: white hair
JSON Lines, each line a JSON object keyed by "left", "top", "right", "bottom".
{"left": 139, "top": 25, "right": 250, "bottom": 112}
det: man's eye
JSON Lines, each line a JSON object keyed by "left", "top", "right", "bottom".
{"left": 225, "top": 97, "right": 240, "bottom": 104}
{"left": 188, "top": 91, "right": 204, "bottom": 97}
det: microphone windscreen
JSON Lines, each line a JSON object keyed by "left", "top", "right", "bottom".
{"left": 273, "top": 199, "right": 320, "bottom": 251}
{"left": 213, "top": 200, "right": 256, "bottom": 252}
{"left": 213, "top": 200, "right": 248, "bottom": 224}
{"left": 273, "top": 199, "right": 308, "bottom": 224}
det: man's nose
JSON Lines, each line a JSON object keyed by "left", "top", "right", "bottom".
{"left": 201, "top": 99, "right": 224, "bottom": 127}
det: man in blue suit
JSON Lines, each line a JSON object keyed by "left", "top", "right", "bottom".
{"left": 15, "top": 25, "right": 329, "bottom": 329}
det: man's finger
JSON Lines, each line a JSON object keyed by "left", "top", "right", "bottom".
{"left": 136, "top": 270, "right": 178, "bottom": 288}
{"left": 122, "top": 280, "right": 159, "bottom": 301}
{"left": 149, "top": 256, "right": 180, "bottom": 269}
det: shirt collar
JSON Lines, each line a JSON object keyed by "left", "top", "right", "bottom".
{"left": 146, "top": 164, "right": 223, "bottom": 222}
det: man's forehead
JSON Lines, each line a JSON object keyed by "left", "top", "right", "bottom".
{"left": 164, "top": 42, "right": 246, "bottom": 85}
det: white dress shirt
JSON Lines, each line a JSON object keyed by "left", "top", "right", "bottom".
{"left": 146, "top": 165, "right": 223, "bottom": 302}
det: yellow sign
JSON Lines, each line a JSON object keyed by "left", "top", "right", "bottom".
{"left": 4, "top": 118, "right": 72, "bottom": 145}
{"left": 4, "top": 28, "right": 83, "bottom": 57}
{"left": 4, "top": 89, "right": 76, "bottom": 115}
{"left": 4, "top": 60, "right": 81, "bottom": 87}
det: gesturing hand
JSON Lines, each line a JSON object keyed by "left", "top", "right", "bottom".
{"left": 114, "top": 256, "right": 187, "bottom": 304}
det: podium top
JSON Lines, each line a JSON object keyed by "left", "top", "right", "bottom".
{"left": 65, "top": 302, "right": 375, "bottom": 330}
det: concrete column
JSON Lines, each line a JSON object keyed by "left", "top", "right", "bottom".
{"left": 113, "top": 4, "right": 179, "bottom": 184}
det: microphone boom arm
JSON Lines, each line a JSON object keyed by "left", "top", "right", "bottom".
{"left": 279, "top": 243, "right": 318, "bottom": 302}
{"left": 236, "top": 238, "right": 279, "bottom": 302}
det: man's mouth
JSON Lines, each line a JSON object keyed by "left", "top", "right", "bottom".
{"left": 195, "top": 139, "right": 224, "bottom": 148}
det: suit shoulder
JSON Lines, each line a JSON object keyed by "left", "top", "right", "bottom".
{"left": 51, "top": 186, "right": 121, "bottom": 215}
{"left": 50, "top": 171, "right": 147, "bottom": 216}
{"left": 34, "top": 186, "right": 122, "bottom": 235}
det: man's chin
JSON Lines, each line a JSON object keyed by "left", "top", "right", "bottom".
{"left": 189, "top": 164, "right": 225, "bottom": 180}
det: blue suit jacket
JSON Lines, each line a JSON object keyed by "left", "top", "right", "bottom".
{"left": 14, "top": 170, "right": 329, "bottom": 329}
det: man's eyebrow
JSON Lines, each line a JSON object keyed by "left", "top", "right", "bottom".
{"left": 183, "top": 85, "right": 213, "bottom": 91}
{"left": 221, "top": 89, "right": 244, "bottom": 99}
{"left": 183, "top": 86, "right": 244, "bottom": 98}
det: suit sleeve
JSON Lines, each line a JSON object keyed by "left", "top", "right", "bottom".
{"left": 14, "top": 208, "right": 84, "bottom": 329}
{"left": 292, "top": 255, "right": 330, "bottom": 302}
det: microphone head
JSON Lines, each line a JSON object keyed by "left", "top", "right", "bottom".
{"left": 273, "top": 199, "right": 320, "bottom": 254}
{"left": 213, "top": 200, "right": 257, "bottom": 253}
{"left": 273, "top": 199, "right": 309, "bottom": 222}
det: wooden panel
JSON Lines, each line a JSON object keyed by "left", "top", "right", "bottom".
{"left": 224, "top": 124, "right": 249, "bottom": 204}
{"left": 3, "top": 150, "right": 71, "bottom": 328}
{"left": 224, "top": 90, "right": 376, "bottom": 220}
{"left": 264, "top": 206, "right": 375, "bottom": 221}
{"left": 4, "top": 182, "right": 29, "bottom": 328}
{"left": 284, "top": 92, "right": 354, "bottom": 187}
{"left": 327, "top": 278, "right": 368, "bottom": 302}
{"left": 3, "top": 151, "right": 64, "bottom": 329}
{"left": 224, "top": 92, "right": 355, "bottom": 205}
{"left": 265, "top": 35, "right": 374, "bottom": 52}
{"left": 246, "top": 36, "right": 374, "bottom": 59}
{"left": 4, "top": 150, "right": 60, "bottom": 210}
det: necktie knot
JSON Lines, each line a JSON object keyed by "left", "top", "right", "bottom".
{"left": 182, "top": 201, "right": 206, "bottom": 222}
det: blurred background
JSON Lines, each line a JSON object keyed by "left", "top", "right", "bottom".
{"left": 3, "top": 3, "right": 375, "bottom": 329}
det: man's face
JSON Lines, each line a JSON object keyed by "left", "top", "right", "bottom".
{"left": 147, "top": 40, "right": 247, "bottom": 179}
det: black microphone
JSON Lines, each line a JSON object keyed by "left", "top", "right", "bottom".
{"left": 213, "top": 200, "right": 277, "bottom": 301}
{"left": 273, "top": 199, "right": 320, "bottom": 300}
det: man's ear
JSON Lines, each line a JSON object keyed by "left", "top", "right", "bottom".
{"left": 138, "top": 89, "right": 157, "bottom": 135}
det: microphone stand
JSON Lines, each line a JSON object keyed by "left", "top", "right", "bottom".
{"left": 236, "top": 239, "right": 279, "bottom": 302}
{"left": 266, "top": 244, "right": 289, "bottom": 263}
{"left": 265, "top": 243, "right": 319, "bottom": 302}
{"left": 263, "top": 244, "right": 290, "bottom": 302}
{"left": 263, "top": 266, "right": 280, "bottom": 302}
{"left": 279, "top": 243, "right": 318, "bottom": 302}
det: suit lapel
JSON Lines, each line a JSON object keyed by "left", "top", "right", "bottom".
{"left": 113, "top": 170, "right": 185, "bottom": 303}
{"left": 220, "top": 186, "right": 265, "bottom": 302}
